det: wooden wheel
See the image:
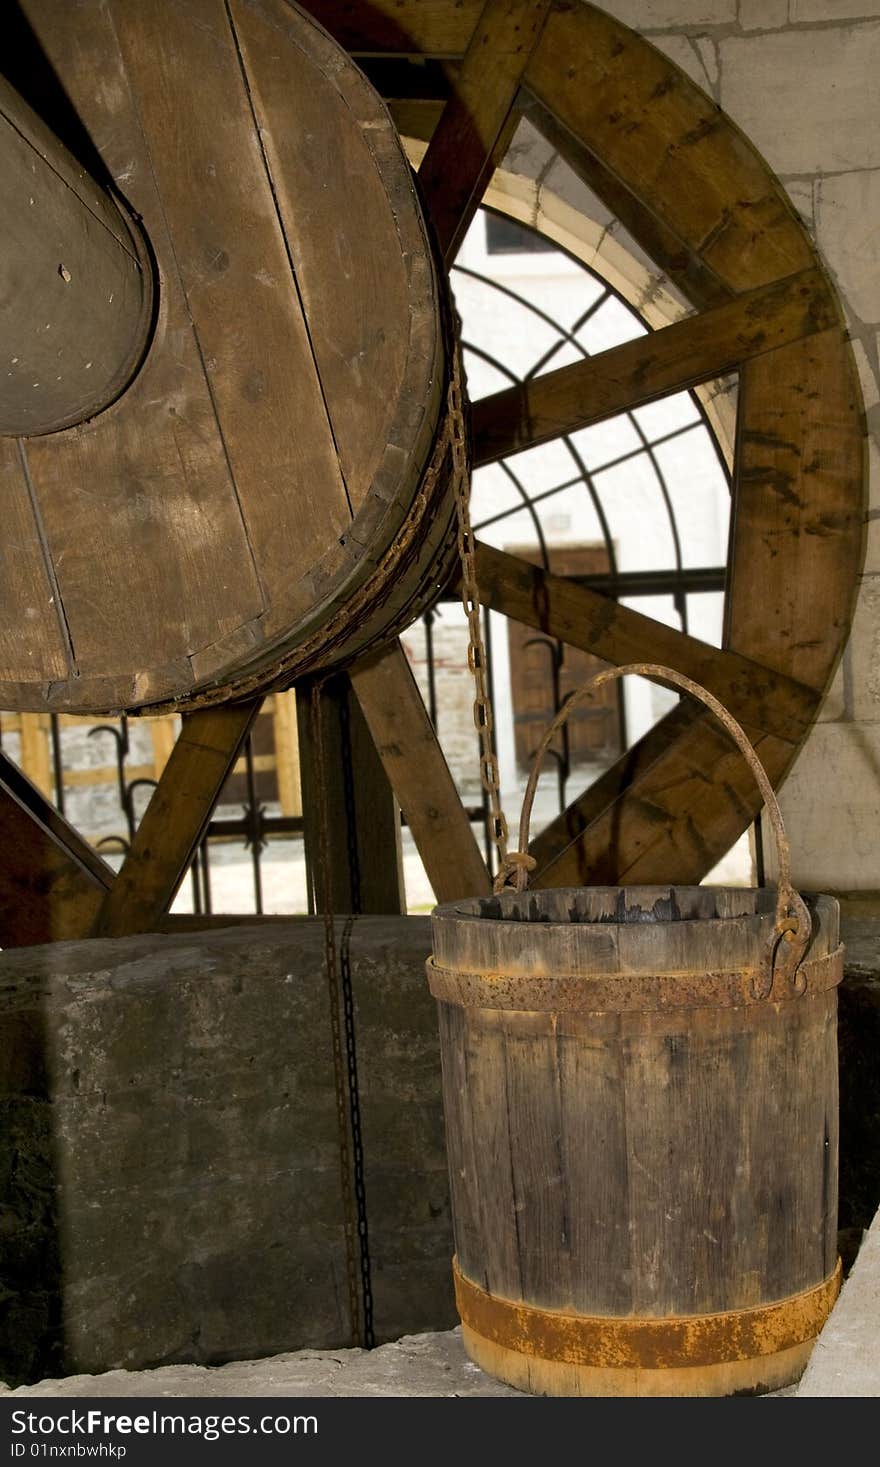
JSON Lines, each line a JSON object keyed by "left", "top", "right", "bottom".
{"left": 313, "top": 0, "right": 865, "bottom": 894}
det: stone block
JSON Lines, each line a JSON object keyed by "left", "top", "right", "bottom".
{"left": 598, "top": 0, "right": 736, "bottom": 25}
{"left": 720, "top": 25, "right": 880, "bottom": 174}
{"left": 738, "top": 0, "right": 789, "bottom": 29}
{"left": 798, "top": 1202, "right": 880, "bottom": 1397}
{"left": 816, "top": 658, "right": 847, "bottom": 723}
{"left": 791, "top": 0, "right": 880, "bottom": 18}
{"left": 0, "top": 919, "right": 456, "bottom": 1386}
{"left": 780, "top": 177, "right": 815, "bottom": 232}
{"left": 816, "top": 171, "right": 880, "bottom": 325}
{"left": 849, "top": 573, "right": 880, "bottom": 722}
{"left": 851, "top": 335, "right": 880, "bottom": 410}
{"left": 768, "top": 722, "right": 880, "bottom": 890}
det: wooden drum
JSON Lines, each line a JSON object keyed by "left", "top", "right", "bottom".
{"left": 0, "top": 0, "right": 457, "bottom": 714}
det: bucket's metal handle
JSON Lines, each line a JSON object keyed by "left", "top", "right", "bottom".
{"left": 496, "top": 662, "right": 812, "bottom": 997}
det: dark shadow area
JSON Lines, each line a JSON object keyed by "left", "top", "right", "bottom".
{"left": 1, "top": 1, "right": 112, "bottom": 185}
{"left": 0, "top": 972, "right": 64, "bottom": 1387}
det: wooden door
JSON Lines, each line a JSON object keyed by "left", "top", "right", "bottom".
{"left": 506, "top": 544, "right": 622, "bottom": 773}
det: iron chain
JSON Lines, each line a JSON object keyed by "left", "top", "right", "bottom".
{"left": 448, "top": 348, "right": 512, "bottom": 882}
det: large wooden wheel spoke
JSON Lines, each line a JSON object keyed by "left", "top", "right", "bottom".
{"left": 471, "top": 268, "right": 834, "bottom": 467}
{"left": 308, "top": 0, "right": 864, "bottom": 892}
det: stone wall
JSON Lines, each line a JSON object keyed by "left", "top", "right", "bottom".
{"left": 0, "top": 920, "right": 454, "bottom": 1386}
{"left": 492, "top": 0, "right": 879, "bottom": 893}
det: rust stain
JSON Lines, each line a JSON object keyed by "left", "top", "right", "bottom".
{"left": 453, "top": 1258, "right": 841, "bottom": 1371}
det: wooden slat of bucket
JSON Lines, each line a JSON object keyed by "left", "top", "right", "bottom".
{"left": 430, "top": 886, "right": 843, "bottom": 1394}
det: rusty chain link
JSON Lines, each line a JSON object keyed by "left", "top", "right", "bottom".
{"left": 448, "top": 347, "right": 510, "bottom": 882}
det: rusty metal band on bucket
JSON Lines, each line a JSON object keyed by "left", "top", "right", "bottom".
{"left": 453, "top": 1258, "right": 842, "bottom": 1370}
{"left": 427, "top": 946, "right": 844, "bottom": 1013}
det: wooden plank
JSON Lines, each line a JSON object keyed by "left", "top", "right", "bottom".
{"left": 725, "top": 331, "right": 865, "bottom": 690}
{"left": 558, "top": 1012, "right": 632, "bottom": 1315}
{"left": 91, "top": 700, "right": 261, "bottom": 938}
{"left": 0, "top": 442, "right": 71, "bottom": 686}
{"left": 503, "top": 1010, "right": 571, "bottom": 1311}
{"left": 0, "top": 752, "right": 113, "bottom": 947}
{"left": 472, "top": 267, "right": 836, "bottom": 466}
{"left": 474, "top": 541, "right": 819, "bottom": 743}
{"left": 107, "top": 0, "right": 350, "bottom": 644}
{"left": 296, "top": 674, "right": 405, "bottom": 916}
{"left": 230, "top": 0, "right": 414, "bottom": 512}
{"left": 350, "top": 640, "right": 490, "bottom": 902}
{"left": 418, "top": 0, "right": 553, "bottom": 263}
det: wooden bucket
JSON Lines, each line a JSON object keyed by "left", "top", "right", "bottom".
{"left": 428, "top": 664, "right": 842, "bottom": 1397}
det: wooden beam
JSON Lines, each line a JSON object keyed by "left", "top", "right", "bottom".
{"left": 0, "top": 751, "right": 113, "bottom": 947}
{"left": 473, "top": 542, "right": 819, "bottom": 743}
{"left": 350, "top": 640, "right": 491, "bottom": 902}
{"left": 417, "top": 0, "right": 552, "bottom": 263}
{"left": 472, "top": 267, "right": 836, "bottom": 466}
{"left": 296, "top": 674, "right": 405, "bottom": 916}
{"left": 91, "top": 699, "right": 261, "bottom": 937}
{"left": 301, "top": 1, "right": 481, "bottom": 57}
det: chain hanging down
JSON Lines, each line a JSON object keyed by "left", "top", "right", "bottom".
{"left": 447, "top": 349, "right": 534, "bottom": 893}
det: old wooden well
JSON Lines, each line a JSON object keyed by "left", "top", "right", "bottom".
{"left": 428, "top": 666, "right": 844, "bottom": 1396}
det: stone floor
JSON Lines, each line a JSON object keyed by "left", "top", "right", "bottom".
{"left": 2, "top": 1331, "right": 520, "bottom": 1399}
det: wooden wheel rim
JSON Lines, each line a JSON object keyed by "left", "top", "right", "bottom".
{"left": 312, "top": 0, "right": 866, "bottom": 888}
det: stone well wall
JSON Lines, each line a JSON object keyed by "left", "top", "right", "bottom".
{"left": 0, "top": 919, "right": 454, "bottom": 1387}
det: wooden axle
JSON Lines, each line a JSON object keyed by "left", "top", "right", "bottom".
{"left": 0, "top": 76, "right": 154, "bottom": 437}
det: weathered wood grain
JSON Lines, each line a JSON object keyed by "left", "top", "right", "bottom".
{"left": 7, "top": 0, "right": 446, "bottom": 713}
{"left": 472, "top": 268, "right": 836, "bottom": 466}
{"left": 350, "top": 640, "right": 490, "bottom": 902}
{"left": 726, "top": 331, "right": 865, "bottom": 689}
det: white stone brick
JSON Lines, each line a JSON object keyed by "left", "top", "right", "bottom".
{"left": 816, "top": 170, "right": 880, "bottom": 324}
{"left": 738, "top": 0, "right": 788, "bottom": 29}
{"left": 720, "top": 25, "right": 880, "bottom": 173}
{"left": 791, "top": 1, "right": 880, "bottom": 19}
{"left": 769, "top": 722, "right": 880, "bottom": 890}
{"left": 780, "top": 177, "right": 815, "bottom": 230}
{"left": 651, "top": 34, "right": 718, "bottom": 93}
{"left": 816, "top": 658, "right": 847, "bottom": 722}
{"left": 598, "top": 1, "right": 736, "bottom": 27}
{"left": 849, "top": 573, "right": 880, "bottom": 721}
{"left": 851, "top": 335, "right": 880, "bottom": 409}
